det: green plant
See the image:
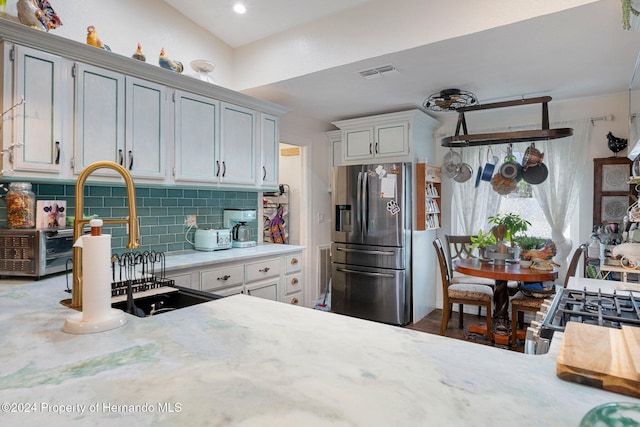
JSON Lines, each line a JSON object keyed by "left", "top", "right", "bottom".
{"left": 488, "top": 213, "right": 531, "bottom": 243}
{"left": 512, "top": 235, "right": 547, "bottom": 260}
{"left": 470, "top": 229, "right": 497, "bottom": 251}
{"left": 512, "top": 235, "right": 547, "bottom": 251}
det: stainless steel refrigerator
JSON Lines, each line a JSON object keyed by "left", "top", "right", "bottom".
{"left": 331, "top": 162, "right": 412, "bottom": 325}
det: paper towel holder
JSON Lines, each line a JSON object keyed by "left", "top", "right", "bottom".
{"left": 62, "top": 219, "right": 127, "bottom": 334}
{"left": 62, "top": 310, "right": 126, "bottom": 334}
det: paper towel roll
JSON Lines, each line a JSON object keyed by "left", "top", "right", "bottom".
{"left": 78, "top": 234, "right": 112, "bottom": 322}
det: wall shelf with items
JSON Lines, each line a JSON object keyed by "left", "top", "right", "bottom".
{"left": 416, "top": 163, "right": 441, "bottom": 231}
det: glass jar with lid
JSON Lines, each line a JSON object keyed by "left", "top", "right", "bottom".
{"left": 6, "top": 182, "right": 35, "bottom": 228}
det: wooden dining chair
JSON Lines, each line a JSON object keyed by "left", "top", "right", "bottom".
{"left": 433, "top": 238, "right": 493, "bottom": 342}
{"left": 510, "top": 243, "right": 587, "bottom": 348}
{"left": 445, "top": 235, "right": 518, "bottom": 316}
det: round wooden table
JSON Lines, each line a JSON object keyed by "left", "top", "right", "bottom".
{"left": 454, "top": 258, "right": 558, "bottom": 336}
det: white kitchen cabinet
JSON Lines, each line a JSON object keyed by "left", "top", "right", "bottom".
{"left": 163, "top": 250, "right": 304, "bottom": 304}
{"left": 173, "top": 90, "right": 220, "bottom": 183}
{"left": 165, "top": 272, "right": 195, "bottom": 289}
{"left": 259, "top": 113, "right": 279, "bottom": 189}
{"left": 245, "top": 279, "right": 278, "bottom": 300}
{"left": 332, "top": 110, "right": 439, "bottom": 165}
{"left": 1, "top": 43, "right": 69, "bottom": 177}
{"left": 124, "top": 76, "right": 167, "bottom": 180}
{"left": 0, "top": 20, "right": 286, "bottom": 189}
{"left": 282, "top": 253, "right": 303, "bottom": 305}
{"left": 244, "top": 257, "right": 280, "bottom": 301}
{"left": 220, "top": 102, "right": 257, "bottom": 186}
{"left": 73, "top": 64, "right": 168, "bottom": 181}
{"left": 72, "top": 62, "right": 125, "bottom": 176}
{"left": 200, "top": 264, "right": 244, "bottom": 293}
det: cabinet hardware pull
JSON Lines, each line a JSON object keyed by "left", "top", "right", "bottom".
{"left": 290, "top": 258, "right": 298, "bottom": 265}
{"left": 55, "top": 141, "right": 60, "bottom": 164}
{"left": 118, "top": 149, "right": 124, "bottom": 166}
{"left": 216, "top": 160, "right": 220, "bottom": 176}
{"left": 291, "top": 278, "right": 298, "bottom": 284}
{"left": 291, "top": 298, "right": 299, "bottom": 305}
{"left": 263, "top": 166, "right": 266, "bottom": 180}
{"left": 128, "top": 150, "right": 133, "bottom": 170}
{"left": 259, "top": 267, "right": 270, "bottom": 272}
{"left": 222, "top": 161, "right": 226, "bottom": 177}
{"left": 369, "top": 143, "right": 372, "bottom": 155}
{"left": 217, "top": 275, "right": 231, "bottom": 281}
{"left": 375, "top": 142, "right": 379, "bottom": 154}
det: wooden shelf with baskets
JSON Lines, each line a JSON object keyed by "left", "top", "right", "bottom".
{"left": 416, "top": 163, "right": 441, "bottom": 231}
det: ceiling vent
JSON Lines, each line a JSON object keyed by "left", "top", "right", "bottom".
{"left": 358, "top": 64, "right": 398, "bottom": 79}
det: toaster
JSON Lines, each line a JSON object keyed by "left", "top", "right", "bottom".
{"left": 194, "top": 228, "right": 232, "bottom": 251}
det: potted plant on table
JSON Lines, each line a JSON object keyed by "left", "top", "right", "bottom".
{"left": 469, "top": 229, "right": 497, "bottom": 257}
{"left": 512, "top": 235, "right": 547, "bottom": 268}
{"left": 487, "top": 213, "right": 531, "bottom": 244}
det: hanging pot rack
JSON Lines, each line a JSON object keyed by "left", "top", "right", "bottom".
{"left": 441, "top": 96, "right": 574, "bottom": 147}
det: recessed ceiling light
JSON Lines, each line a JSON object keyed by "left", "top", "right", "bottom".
{"left": 233, "top": 4, "right": 246, "bottom": 14}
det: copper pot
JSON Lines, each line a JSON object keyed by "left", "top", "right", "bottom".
{"left": 523, "top": 143, "right": 544, "bottom": 170}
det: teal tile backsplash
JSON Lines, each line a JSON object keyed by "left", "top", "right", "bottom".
{"left": 0, "top": 183, "right": 259, "bottom": 254}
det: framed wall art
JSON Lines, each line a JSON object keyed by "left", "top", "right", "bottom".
{"left": 593, "top": 157, "right": 633, "bottom": 226}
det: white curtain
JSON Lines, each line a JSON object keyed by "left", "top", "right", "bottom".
{"left": 532, "top": 119, "right": 592, "bottom": 267}
{"left": 631, "top": 114, "right": 640, "bottom": 158}
{"left": 450, "top": 119, "right": 591, "bottom": 272}
{"left": 451, "top": 146, "right": 502, "bottom": 234}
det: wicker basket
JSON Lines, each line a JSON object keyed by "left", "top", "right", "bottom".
{"left": 518, "top": 282, "right": 555, "bottom": 299}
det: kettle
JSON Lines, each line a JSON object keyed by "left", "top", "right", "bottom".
{"left": 232, "top": 222, "right": 250, "bottom": 242}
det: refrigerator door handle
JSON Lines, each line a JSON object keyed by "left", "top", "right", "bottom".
{"left": 336, "top": 247, "right": 395, "bottom": 256}
{"left": 335, "top": 267, "right": 395, "bottom": 278}
{"left": 362, "top": 169, "right": 369, "bottom": 236}
{"left": 357, "top": 171, "right": 364, "bottom": 235}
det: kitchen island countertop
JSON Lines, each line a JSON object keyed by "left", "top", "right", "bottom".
{"left": 0, "top": 275, "right": 638, "bottom": 426}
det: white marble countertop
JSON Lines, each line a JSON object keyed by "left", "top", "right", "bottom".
{"left": 160, "top": 243, "right": 306, "bottom": 272}
{"left": 0, "top": 275, "right": 638, "bottom": 426}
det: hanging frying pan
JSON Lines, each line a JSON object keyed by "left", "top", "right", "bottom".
{"left": 522, "top": 163, "right": 548, "bottom": 184}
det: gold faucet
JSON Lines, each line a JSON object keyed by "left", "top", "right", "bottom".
{"left": 66, "top": 161, "right": 140, "bottom": 310}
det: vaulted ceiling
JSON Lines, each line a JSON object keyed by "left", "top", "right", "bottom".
{"left": 164, "top": 0, "right": 640, "bottom": 124}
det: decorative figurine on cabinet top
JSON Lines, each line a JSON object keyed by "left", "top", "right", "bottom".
{"left": 131, "top": 43, "right": 146, "bottom": 62}
{"left": 159, "top": 48, "right": 183, "bottom": 73}
{"left": 607, "top": 131, "right": 628, "bottom": 157}
{"left": 17, "top": 0, "right": 62, "bottom": 31}
{"left": 86, "top": 26, "right": 111, "bottom": 51}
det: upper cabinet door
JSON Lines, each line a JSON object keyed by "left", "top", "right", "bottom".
{"left": 343, "top": 128, "right": 374, "bottom": 162}
{"left": 220, "top": 103, "right": 256, "bottom": 186}
{"left": 173, "top": 90, "right": 220, "bottom": 183}
{"left": 375, "top": 122, "right": 409, "bottom": 157}
{"left": 73, "top": 62, "right": 125, "bottom": 175}
{"left": 260, "top": 113, "right": 279, "bottom": 189}
{"left": 11, "top": 45, "right": 65, "bottom": 174}
{"left": 125, "top": 77, "right": 167, "bottom": 180}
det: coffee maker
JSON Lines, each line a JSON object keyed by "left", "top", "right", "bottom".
{"left": 223, "top": 209, "right": 257, "bottom": 248}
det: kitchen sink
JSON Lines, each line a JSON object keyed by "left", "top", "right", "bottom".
{"left": 111, "top": 286, "right": 222, "bottom": 317}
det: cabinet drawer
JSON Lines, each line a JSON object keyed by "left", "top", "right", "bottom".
{"left": 200, "top": 265, "right": 244, "bottom": 292}
{"left": 284, "top": 254, "right": 302, "bottom": 274}
{"left": 245, "top": 258, "right": 280, "bottom": 282}
{"left": 285, "top": 294, "right": 301, "bottom": 305}
{"left": 285, "top": 273, "right": 302, "bottom": 295}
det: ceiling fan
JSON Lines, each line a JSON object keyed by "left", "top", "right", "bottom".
{"left": 423, "top": 88, "right": 478, "bottom": 112}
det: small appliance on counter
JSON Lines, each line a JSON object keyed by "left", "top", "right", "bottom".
{"left": 223, "top": 209, "right": 257, "bottom": 248}
{"left": 188, "top": 228, "right": 231, "bottom": 252}
{"left": 0, "top": 228, "right": 76, "bottom": 278}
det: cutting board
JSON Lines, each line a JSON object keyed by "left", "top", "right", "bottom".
{"left": 557, "top": 322, "right": 640, "bottom": 398}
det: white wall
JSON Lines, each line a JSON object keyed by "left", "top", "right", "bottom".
{"left": 233, "top": 0, "right": 598, "bottom": 90}
{"left": 277, "top": 143, "right": 302, "bottom": 245}
{"left": 2, "top": 0, "right": 235, "bottom": 87}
